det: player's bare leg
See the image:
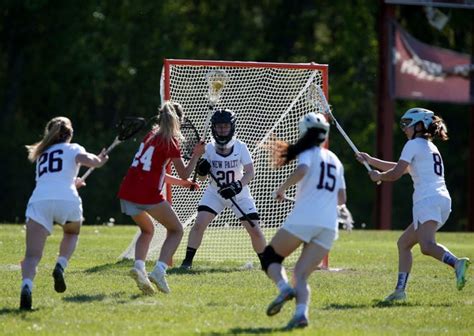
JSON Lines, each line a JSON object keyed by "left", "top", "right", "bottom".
{"left": 285, "top": 241, "right": 327, "bottom": 329}
{"left": 128, "top": 212, "right": 155, "bottom": 295}
{"left": 241, "top": 219, "right": 266, "bottom": 253}
{"left": 21, "top": 219, "right": 48, "bottom": 310}
{"left": 131, "top": 212, "right": 155, "bottom": 262}
{"left": 53, "top": 221, "right": 81, "bottom": 293}
{"left": 265, "top": 229, "right": 300, "bottom": 316}
{"left": 384, "top": 224, "right": 417, "bottom": 302}
{"left": 147, "top": 202, "right": 184, "bottom": 293}
{"left": 417, "top": 220, "right": 470, "bottom": 290}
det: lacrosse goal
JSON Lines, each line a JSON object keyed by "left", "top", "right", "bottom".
{"left": 120, "top": 59, "right": 329, "bottom": 267}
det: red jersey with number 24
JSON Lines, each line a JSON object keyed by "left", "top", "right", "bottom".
{"left": 118, "top": 131, "right": 181, "bottom": 204}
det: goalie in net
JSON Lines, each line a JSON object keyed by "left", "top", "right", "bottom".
{"left": 180, "top": 108, "right": 267, "bottom": 269}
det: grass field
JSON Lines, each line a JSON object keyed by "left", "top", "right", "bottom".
{"left": 0, "top": 224, "right": 473, "bottom": 335}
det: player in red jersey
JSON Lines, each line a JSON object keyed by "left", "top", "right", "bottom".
{"left": 118, "top": 101, "right": 205, "bottom": 295}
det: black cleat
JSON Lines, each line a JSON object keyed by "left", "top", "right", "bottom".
{"left": 180, "top": 261, "right": 192, "bottom": 270}
{"left": 20, "top": 285, "right": 32, "bottom": 311}
{"left": 52, "top": 263, "right": 67, "bottom": 293}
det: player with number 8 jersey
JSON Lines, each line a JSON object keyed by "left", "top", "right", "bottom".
{"left": 118, "top": 102, "right": 205, "bottom": 295}
{"left": 180, "top": 108, "right": 266, "bottom": 269}
{"left": 356, "top": 107, "right": 470, "bottom": 302}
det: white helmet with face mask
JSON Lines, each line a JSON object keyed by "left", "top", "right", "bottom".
{"left": 298, "top": 112, "right": 330, "bottom": 142}
{"left": 400, "top": 108, "right": 434, "bottom": 130}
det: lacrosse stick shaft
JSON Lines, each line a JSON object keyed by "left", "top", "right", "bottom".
{"left": 80, "top": 138, "right": 120, "bottom": 181}
{"left": 208, "top": 171, "right": 255, "bottom": 227}
{"left": 190, "top": 106, "right": 214, "bottom": 191}
{"left": 315, "top": 85, "right": 380, "bottom": 184}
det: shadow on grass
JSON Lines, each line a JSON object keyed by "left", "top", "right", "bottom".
{"left": 202, "top": 327, "right": 283, "bottom": 335}
{"left": 84, "top": 259, "right": 130, "bottom": 274}
{"left": 168, "top": 266, "right": 250, "bottom": 276}
{"left": 63, "top": 294, "right": 107, "bottom": 303}
{"left": 0, "top": 307, "right": 40, "bottom": 316}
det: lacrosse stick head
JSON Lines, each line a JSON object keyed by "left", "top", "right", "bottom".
{"left": 206, "top": 69, "right": 229, "bottom": 106}
{"left": 179, "top": 117, "right": 200, "bottom": 161}
{"left": 116, "top": 117, "right": 147, "bottom": 141}
{"left": 306, "top": 83, "right": 333, "bottom": 121}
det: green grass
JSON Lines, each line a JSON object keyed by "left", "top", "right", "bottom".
{"left": 0, "top": 224, "right": 473, "bottom": 335}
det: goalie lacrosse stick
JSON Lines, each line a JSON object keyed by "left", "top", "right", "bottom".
{"left": 80, "top": 117, "right": 146, "bottom": 181}
{"left": 307, "top": 83, "right": 381, "bottom": 185}
{"left": 190, "top": 69, "right": 229, "bottom": 190}
{"left": 208, "top": 171, "right": 256, "bottom": 228}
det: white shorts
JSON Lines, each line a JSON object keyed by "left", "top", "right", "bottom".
{"left": 282, "top": 222, "right": 338, "bottom": 250}
{"left": 413, "top": 195, "right": 451, "bottom": 230}
{"left": 25, "top": 200, "right": 83, "bottom": 234}
{"left": 199, "top": 187, "right": 258, "bottom": 219}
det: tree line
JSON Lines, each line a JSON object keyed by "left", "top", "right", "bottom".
{"left": 1, "top": 1, "right": 471, "bottom": 230}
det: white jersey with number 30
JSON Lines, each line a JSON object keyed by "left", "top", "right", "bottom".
{"left": 28, "top": 142, "right": 86, "bottom": 204}
{"left": 399, "top": 138, "right": 450, "bottom": 203}
{"left": 204, "top": 140, "right": 252, "bottom": 194}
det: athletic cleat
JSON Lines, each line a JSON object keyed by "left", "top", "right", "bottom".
{"left": 20, "top": 285, "right": 32, "bottom": 311}
{"left": 383, "top": 289, "right": 406, "bottom": 302}
{"left": 179, "top": 262, "right": 192, "bottom": 270}
{"left": 52, "top": 263, "right": 67, "bottom": 293}
{"left": 284, "top": 314, "right": 308, "bottom": 330}
{"left": 129, "top": 268, "right": 155, "bottom": 295}
{"left": 266, "top": 287, "right": 295, "bottom": 316}
{"left": 148, "top": 267, "right": 170, "bottom": 294}
{"left": 455, "top": 257, "right": 470, "bottom": 291}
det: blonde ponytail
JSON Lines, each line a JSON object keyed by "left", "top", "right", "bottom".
{"left": 151, "top": 101, "right": 182, "bottom": 147}
{"left": 26, "top": 116, "right": 73, "bottom": 162}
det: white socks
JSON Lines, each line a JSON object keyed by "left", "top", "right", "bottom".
{"left": 134, "top": 260, "right": 146, "bottom": 272}
{"left": 155, "top": 261, "right": 168, "bottom": 273}
{"left": 277, "top": 279, "right": 291, "bottom": 293}
{"left": 295, "top": 303, "right": 308, "bottom": 317}
{"left": 21, "top": 278, "right": 33, "bottom": 291}
{"left": 56, "top": 256, "right": 68, "bottom": 270}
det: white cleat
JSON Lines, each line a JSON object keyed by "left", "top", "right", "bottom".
{"left": 148, "top": 267, "right": 170, "bottom": 294}
{"left": 129, "top": 268, "right": 155, "bottom": 295}
{"left": 455, "top": 257, "right": 470, "bottom": 291}
{"left": 383, "top": 289, "right": 406, "bottom": 302}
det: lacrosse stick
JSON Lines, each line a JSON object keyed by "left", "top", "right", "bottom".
{"left": 80, "top": 117, "right": 146, "bottom": 181}
{"left": 179, "top": 116, "right": 201, "bottom": 161}
{"left": 307, "top": 83, "right": 381, "bottom": 185}
{"left": 208, "top": 171, "right": 255, "bottom": 227}
{"left": 190, "top": 69, "right": 229, "bottom": 190}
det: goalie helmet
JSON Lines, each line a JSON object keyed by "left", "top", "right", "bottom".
{"left": 400, "top": 108, "right": 434, "bottom": 130}
{"left": 298, "top": 112, "right": 329, "bottom": 141}
{"left": 211, "top": 108, "right": 236, "bottom": 148}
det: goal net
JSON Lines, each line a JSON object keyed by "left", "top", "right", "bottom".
{"left": 120, "top": 59, "right": 328, "bottom": 267}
